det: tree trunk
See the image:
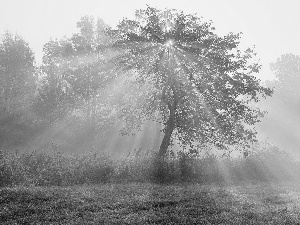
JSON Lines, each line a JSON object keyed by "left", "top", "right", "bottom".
{"left": 86, "top": 70, "right": 91, "bottom": 125}
{"left": 158, "top": 91, "right": 177, "bottom": 157}
{"left": 90, "top": 91, "right": 97, "bottom": 133}
{"left": 155, "top": 95, "right": 177, "bottom": 183}
{"left": 158, "top": 112, "right": 175, "bottom": 157}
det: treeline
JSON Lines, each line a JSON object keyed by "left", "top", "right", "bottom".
{"left": 0, "top": 16, "right": 120, "bottom": 151}
{"left": 1, "top": 13, "right": 299, "bottom": 154}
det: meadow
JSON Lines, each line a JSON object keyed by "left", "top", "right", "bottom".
{"left": 2, "top": 182, "right": 300, "bottom": 224}
{"left": 2, "top": 147, "right": 300, "bottom": 224}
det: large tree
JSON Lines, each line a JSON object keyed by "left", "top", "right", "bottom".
{"left": 106, "top": 7, "right": 272, "bottom": 157}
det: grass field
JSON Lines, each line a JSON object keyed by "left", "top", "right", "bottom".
{"left": 2, "top": 182, "right": 300, "bottom": 224}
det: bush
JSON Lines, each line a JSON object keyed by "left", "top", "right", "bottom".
{"left": 0, "top": 149, "right": 115, "bottom": 186}
{"left": 1, "top": 145, "right": 299, "bottom": 187}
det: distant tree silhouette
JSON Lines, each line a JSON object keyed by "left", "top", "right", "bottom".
{"left": 0, "top": 32, "right": 35, "bottom": 112}
{"left": 257, "top": 54, "right": 300, "bottom": 151}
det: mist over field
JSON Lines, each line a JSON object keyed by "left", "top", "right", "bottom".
{"left": 1, "top": 1, "right": 300, "bottom": 224}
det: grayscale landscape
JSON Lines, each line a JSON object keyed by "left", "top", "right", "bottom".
{"left": 1, "top": 0, "right": 300, "bottom": 224}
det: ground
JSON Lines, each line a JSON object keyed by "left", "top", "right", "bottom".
{"left": 1, "top": 182, "right": 300, "bottom": 224}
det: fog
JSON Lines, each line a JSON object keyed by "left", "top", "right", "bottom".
{"left": 0, "top": 2, "right": 299, "bottom": 184}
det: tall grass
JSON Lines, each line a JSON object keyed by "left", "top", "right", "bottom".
{"left": 0, "top": 149, "right": 114, "bottom": 186}
{"left": 1, "top": 145, "right": 299, "bottom": 187}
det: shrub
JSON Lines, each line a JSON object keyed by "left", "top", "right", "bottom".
{"left": 0, "top": 149, "right": 115, "bottom": 186}
{"left": 1, "top": 144, "right": 299, "bottom": 187}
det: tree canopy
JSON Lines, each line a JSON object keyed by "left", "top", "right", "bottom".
{"left": 257, "top": 53, "right": 300, "bottom": 151}
{"left": 0, "top": 32, "right": 37, "bottom": 147}
{"left": 0, "top": 32, "right": 35, "bottom": 112}
{"left": 268, "top": 53, "right": 300, "bottom": 110}
{"left": 106, "top": 6, "right": 272, "bottom": 156}
{"left": 0, "top": 8, "right": 273, "bottom": 154}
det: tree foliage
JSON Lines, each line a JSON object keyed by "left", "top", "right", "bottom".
{"left": 0, "top": 10, "right": 273, "bottom": 155}
{"left": 0, "top": 32, "right": 35, "bottom": 112}
{"left": 268, "top": 53, "right": 300, "bottom": 110}
{"left": 32, "top": 39, "right": 76, "bottom": 125}
{"left": 0, "top": 32, "right": 39, "bottom": 148}
{"left": 32, "top": 15, "right": 114, "bottom": 137}
{"left": 106, "top": 6, "right": 272, "bottom": 156}
{"left": 257, "top": 54, "right": 300, "bottom": 151}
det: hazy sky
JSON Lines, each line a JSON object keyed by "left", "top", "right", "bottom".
{"left": 1, "top": 0, "right": 300, "bottom": 80}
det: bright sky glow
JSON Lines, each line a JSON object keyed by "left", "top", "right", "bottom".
{"left": 1, "top": 0, "right": 300, "bottom": 81}
{"left": 165, "top": 39, "right": 174, "bottom": 47}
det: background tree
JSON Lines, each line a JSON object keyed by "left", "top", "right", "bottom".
{"left": 0, "top": 32, "right": 38, "bottom": 148}
{"left": 32, "top": 38, "right": 76, "bottom": 125}
{"left": 0, "top": 32, "right": 35, "bottom": 112}
{"left": 107, "top": 6, "right": 272, "bottom": 157}
{"left": 31, "top": 16, "right": 116, "bottom": 149}
{"left": 65, "top": 16, "right": 114, "bottom": 132}
{"left": 32, "top": 16, "right": 102, "bottom": 126}
{"left": 257, "top": 54, "right": 300, "bottom": 151}
{"left": 76, "top": 15, "right": 94, "bottom": 51}
{"left": 268, "top": 54, "right": 300, "bottom": 111}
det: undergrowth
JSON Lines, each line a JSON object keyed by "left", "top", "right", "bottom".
{"left": 0, "top": 146, "right": 299, "bottom": 187}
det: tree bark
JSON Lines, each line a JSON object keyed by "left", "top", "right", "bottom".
{"left": 158, "top": 91, "right": 177, "bottom": 157}
{"left": 155, "top": 89, "right": 177, "bottom": 183}
{"left": 158, "top": 110, "right": 175, "bottom": 157}
{"left": 90, "top": 91, "right": 97, "bottom": 133}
